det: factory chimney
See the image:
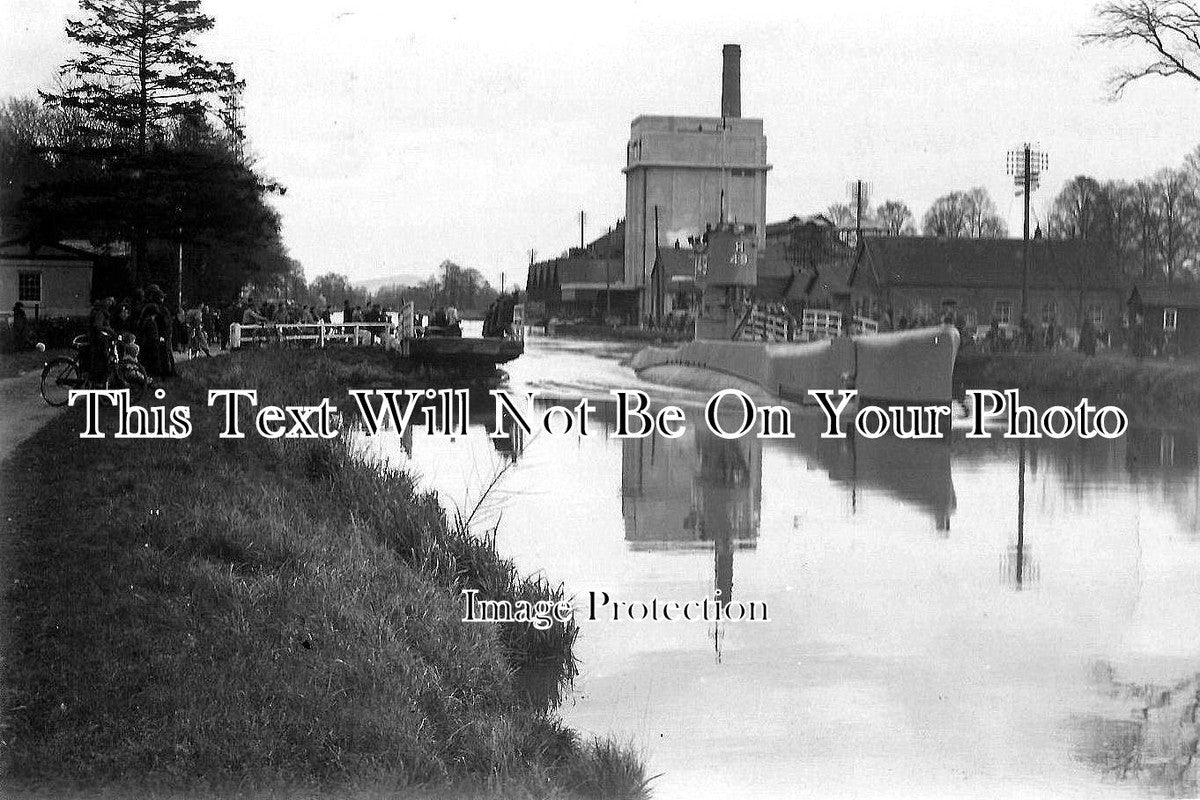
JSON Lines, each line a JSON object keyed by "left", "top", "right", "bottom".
{"left": 721, "top": 44, "right": 741, "bottom": 118}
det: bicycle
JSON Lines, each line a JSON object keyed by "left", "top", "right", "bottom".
{"left": 40, "top": 332, "right": 152, "bottom": 407}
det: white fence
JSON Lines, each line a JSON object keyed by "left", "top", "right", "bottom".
{"left": 800, "top": 309, "right": 843, "bottom": 339}
{"left": 229, "top": 321, "right": 395, "bottom": 349}
{"left": 736, "top": 306, "right": 791, "bottom": 341}
{"left": 853, "top": 316, "right": 879, "bottom": 335}
{"left": 512, "top": 303, "right": 526, "bottom": 343}
{"left": 230, "top": 302, "right": 527, "bottom": 348}
{"left": 730, "top": 307, "right": 883, "bottom": 343}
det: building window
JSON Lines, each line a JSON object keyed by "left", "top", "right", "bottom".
{"left": 993, "top": 299, "right": 1013, "bottom": 325}
{"left": 1041, "top": 300, "right": 1057, "bottom": 324}
{"left": 18, "top": 271, "right": 41, "bottom": 303}
{"left": 1164, "top": 307, "right": 1178, "bottom": 332}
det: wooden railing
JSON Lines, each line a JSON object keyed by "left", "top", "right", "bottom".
{"left": 853, "top": 316, "right": 879, "bottom": 335}
{"left": 735, "top": 306, "right": 791, "bottom": 341}
{"left": 728, "top": 306, "right": 883, "bottom": 343}
{"left": 231, "top": 301, "right": 526, "bottom": 348}
{"left": 512, "top": 303, "right": 526, "bottom": 343}
{"left": 229, "top": 321, "right": 396, "bottom": 349}
{"left": 800, "top": 309, "right": 843, "bottom": 339}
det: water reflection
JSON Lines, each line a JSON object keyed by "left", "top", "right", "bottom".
{"left": 1073, "top": 662, "right": 1200, "bottom": 796}
{"left": 999, "top": 441, "right": 1040, "bottom": 589}
{"left": 785, "top": 413, "right": 957, "bottom": 531}
{"left": 356, "top": 356, "right": 1200, "bottom": 799}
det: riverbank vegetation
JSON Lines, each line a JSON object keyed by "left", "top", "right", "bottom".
{"left": 956, "top": 349, "right": 1200, "bottom": 413}
{"left": 1, "top": 347, "right": 650, "bottom": 799}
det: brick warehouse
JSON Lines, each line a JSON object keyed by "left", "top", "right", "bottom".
{"left": 849, "top": 236, "right": 1127, "bottom": 337}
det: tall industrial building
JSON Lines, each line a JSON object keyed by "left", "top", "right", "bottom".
{"left": 623, "top": 44, "right": 770, "bottom": 316}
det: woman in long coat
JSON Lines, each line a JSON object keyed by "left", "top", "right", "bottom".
{"left": 138, "top": 286, "right": 176, "bottom": 377}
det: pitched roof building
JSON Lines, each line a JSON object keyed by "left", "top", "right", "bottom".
{"left": 849, "top": 236, "right": 1127, "bottom": 330}
{"left": 1, "top": 239, "right": 104, "bottom": 320}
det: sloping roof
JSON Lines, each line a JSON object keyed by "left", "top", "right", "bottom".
{"left": 1131, "top": 285, "right": 1200, "bottom": 308}
{"left": 765, "top": 214, "right": 836, "bottom": 240}
{"left": 811, "top": 259, "right": 857, "bottom": 297}
{"left": 585, "top": 221, "right": 625, "bottom": 259}
{"left": 558, "top": 257, "right": 623, "bottom": 287}
{"left": 859, "top": 236, "right": 1124, "bottom": 291}
{"left": 755, "top": 239, "right": 858, "bottom": 301}
{"left": 655, "top": 247, "right": 694, "bottom": 281}
{"left": 0, "top": 239, "right": 102, "bottom": 262}
{"left": 755, "top": 240, "right": 800, "bottom": 298}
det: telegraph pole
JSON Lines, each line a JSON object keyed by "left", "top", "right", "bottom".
{"left": 846, "top": 179, "right": 872, "bottom": 250}
{"left": 1007, "top": 144, "right": 1049, "bottom": 324}
{"left": 1023, "top": 147, "right": 1030, "bottom": 322}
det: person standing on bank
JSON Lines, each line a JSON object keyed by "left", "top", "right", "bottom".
{"left": 138, "top": 285, "right": 176, "bottom": 377}
{"left": 87, "top": 297, "right": 117, "bottom": 381}
{"left": 11, "top": 301, "right": 29, "bottom": 350}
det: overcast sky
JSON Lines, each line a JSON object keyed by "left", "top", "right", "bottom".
{"left": 3, "top": 0, "right": 1199, "bottom": 289}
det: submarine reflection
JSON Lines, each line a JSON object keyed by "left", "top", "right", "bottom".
{"left": 621, "top": 407, "right": 959, "bottom": 616}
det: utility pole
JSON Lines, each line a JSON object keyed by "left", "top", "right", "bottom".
{"left": 846, "top": 179, "right": 872, "bottom": 251}
{"left": 1007, "top": 144, "right": 1049, "bottom": 324}
{"left": 177, "top": 236, "right": 184, "bottom": 308}
{"left": 580, "top": 210, "right": 585, "bottom": 251}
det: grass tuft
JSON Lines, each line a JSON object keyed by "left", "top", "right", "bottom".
{"left": 1, "top": 347, "right": 650, "bottom": 798}
{"left": 557, "top": 738, "right": 656, "bottom": 800}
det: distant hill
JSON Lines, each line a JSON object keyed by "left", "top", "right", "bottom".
{"left": 356, "top": 273, "right": 430, "bottom": 292}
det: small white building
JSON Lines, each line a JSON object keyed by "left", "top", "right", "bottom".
{"left": 1, "top": 240, "right": 95, "bottom": 321}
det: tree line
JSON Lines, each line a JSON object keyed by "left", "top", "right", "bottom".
{"left": 1044, "top": 151, "right": 1200, "bottom": 284}
{"left": 825, "top": 187, "right": 1009, "bottom": 241}
{"left": 0, "top": 0, "right": 291, "bottom": 304}
{"left": 302, "top": 260, "right": 501, "bottom": 315}
{"left": 820, "top": 143, "right": 1200, "bottom": 286}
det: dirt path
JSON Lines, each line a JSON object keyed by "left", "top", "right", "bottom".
{"left": 0, "top": 349, "right": 226, "bottom": 466}
{"left": 0, "top": 371, "right": 64, "bottom": 465}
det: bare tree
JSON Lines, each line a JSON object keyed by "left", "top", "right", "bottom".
{"left": 1083, "top": 1, "right": 1200, "bottom": 96}
{"left": 922, "top": 188, "right": 1006, "bottom": 238}
{"left": 1049, "top": 176, "right": 1109, "bottom": 239}
{"left": 922, "top": 192, "right": 969, "bottom": 237}
{"left": 874, "top": 199, "right": 915, "bottom": 235}
{"left": 824, "top": 202, "right": 855, "bottom": 229}
{"left": 962, "top": 187, "right": 1007, "bottom": 238}
{"left": 1099, "top": 180, "right": 1139, "bottom": 275}
{"left": 1130, "top": 179, "right": 1161, "bottom": 279}
{"left": 1152, "top": 167, "right": 1194, "bottom": 282}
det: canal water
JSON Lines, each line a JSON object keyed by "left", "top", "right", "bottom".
{"left": 361, "top": 331, "right": 1200, "bottom": 799}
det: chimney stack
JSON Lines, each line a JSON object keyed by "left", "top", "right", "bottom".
{"left": 721, "top": 44, "right": 741, "bottom": 118}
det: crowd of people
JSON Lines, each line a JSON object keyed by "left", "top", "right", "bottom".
{"left": 82, "top": 284, "right": 181, "bottom": 379}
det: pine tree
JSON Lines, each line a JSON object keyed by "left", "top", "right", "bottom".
{"left": 42, "top": 0, "right": 241, "bottom": 156}
{"left": 39, "top": 0, "right": 243, "bottom": 282}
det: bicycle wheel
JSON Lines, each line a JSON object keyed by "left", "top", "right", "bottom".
{"left": 41, "top": 356, "right": 83, "bottom": 407}
{"left": 113, "top": 361, "right": 151, "bottom": 404}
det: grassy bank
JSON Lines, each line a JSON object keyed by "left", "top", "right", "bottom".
{"left": 0, "top": 348, "right": 70, "bottom": 379}
{"left": 955, "top": 350, "right": 1200, "bottom": 413}
{"left": 0, "top": 347, "right": 650, "bottom": 799}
